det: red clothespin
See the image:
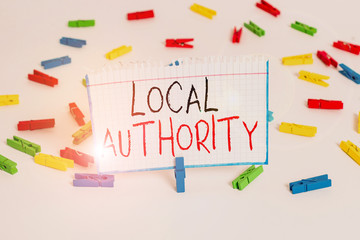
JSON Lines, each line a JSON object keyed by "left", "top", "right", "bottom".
{"left": 69, "top": 102, "right": 85, "bottom": 126}
{"left": 60, "top": 147, "right": 94, "bottom": 167}
{"left": 232, "top": 27, "right": 242, "bottom": 43}
{"left": 28, "top": 70, "right": 58, "bottom": 87}
{"left": 308, "top": 99, "right": 343, "bottom": 109}
{"left": 333, "top": 41, "right": 360, "bottom": 55}
{"left": 317, "top": 50, "right": 338, "bottom": 68}
{"left": 165, "top": 39, "right": 194, "bottom": 48}
{"left": 18, "top": 119, "right": 55, "bottom": 131}
{"left": 127, "top": 10, "right": 154, "bottom": 20}
{"left": 256, "top": 0, "right": 280, "bottom": 17}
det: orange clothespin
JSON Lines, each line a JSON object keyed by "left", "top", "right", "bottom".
{"left": 69, "top": 102, "right": 85, "bottom": 126}
{"left": 232, "top": 27, "right": 242, "bottom": 43}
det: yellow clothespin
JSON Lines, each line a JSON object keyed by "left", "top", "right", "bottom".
{"left": 82, "top": 78, "right": 86, "bottom": 87}
{"left": 190, "top": 3, "right": 216, "bottom": 19}
{"left": 358, "top": 112, "right": 360, "bottom": 134}
{"left": 282, "top": 53, "right": 313, "bottom": 65}
{"left": 34, "top": 153, "right": 74, "bottom": 171}
{"left": 298, "top": 70, "right": 330, "bottom": 87}
{"left": 279, "top": 122, "right": 317, "bottom": 137}
{"left": 340, "top": 140, "right": 360, "bottom": 165}
{"left": 105, "top": 45, "right": 132, "bottom": 60}
{"left": 0, "top": 95, "right": 19, "bottom": 106}
{"left": 72, "top": 121, "right": 92, "bottom": 145}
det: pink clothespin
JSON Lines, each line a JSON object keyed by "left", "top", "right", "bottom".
{"left": 73, "top": 173, "right": 114, "bottom": 187}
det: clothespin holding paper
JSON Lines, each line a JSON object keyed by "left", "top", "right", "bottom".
{"left": 255, "top": 0, "right": 280, "bottom": 17}
{"left": 232, "top": 165, "right": 263, "bottom": 190}
{"left": 291, "top": 21, "right": 317, "bottom": 36}
{"left": 174, "top": 157, "right": 186, "bottom": 193}
{"left": 7, "top": 136, "right": 41, "bottom": 157}
{"left": 279, "top": 122, "right": 317, "bottom": 137}
{"left": 244, "top": 21, "right": 265, "bottom": 37}
{"left": 0, "top": 95, "right": 19, "bottom": 106}
{"left": 190, "top": 3, "right": 216, "bottom": 19}
{"left": 73, "top": 173, "right": 114, "bottom": 187}
{"left": 105, "top": 46, "right": 132, "bottom": 60}
{"left": 317, "top": 51, "right": 338, "bottom": 68}
{"left": 290, "top": 175, "right": 331, "bottom": 194}
{"left": 333, "top": 41, "right": 360, "bottom": 55}
{"left": 72, "top": 121, "right": 92, "bottom": 145}
{"left": 34, "top": 153, "right": 74, "bottom": 171}
{"left": 298, "top": 70, "right": 329, "bottom": 87}
{"left": 340, "top": 140, "right": 360, "bottom": 165}
{"left": 282, "top": 53, "right": 313, "bottom": 65}
{"left": 0, "top": 154, "right": 18, "bottom": 175}
{"left": 338, "top": 64, "right": 360, "bottom": 84}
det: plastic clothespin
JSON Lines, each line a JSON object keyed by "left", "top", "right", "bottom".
{"left": 279, "top": 122, "right": 317, "bottom": 137}
{"left": 60, "top": 147, "right": 94, "bottom": 167}
{"left": 244, "top": 21, "right": 265, "bottom": 37}
{"left": 338, "top": 64, "right": 360, "bottom": 84}
{"left": 232, "top": 165, "right": 263, "bottom": 190}
{"left": 73, "top": 173, "right": 114, "bottom": 187}
{"left": 0, "top": 154, "right": 18, "bottom": 175}
{"left": 7, "top": 136, "right": 41, "bottom": 157}
{"left": 282, "top": 53, "right": 313, "bottom": 65}
{"left": 127, "top": 10, "right": 154, "bottom": 20}
{"left": 17, "top": 118, "right": 55, "bottom": 131}
{"left": 174, "top": 157, "right": 185, "bottom": 193}
{"left": 41, "top": 56, "right": 71, "bottom": 69}
{"left": 165, "top": 39, "right": 194, "bottom": 48}
{"left": 255, "top": 0, "right": 280, "bottom": 17}
{"left": 60, "top": 37, "right": 86, "bottom": 48}
{"left": 298, "top": 70, "right": 329, "bottom": 87}
{"left": 34, "top": 153, "right": 74, "bottom": 171}
{"left": 68, "top": 20, "right": 95, "bottom": 27}
{"left": 190, "top": 3, "right": 216, "bottom": 19}
{"left": 340, "top": 140, "right": 360, "bottom": 165}
{"left": 308, "top": 99, "right": 343, "bottom": 109}
{"left": 291, "top": 21, "right": 317, "bottom": 36}
{"left": 28, "top": 70, "right": 58, "bottom": 87}
{"left": 333, "top": 41, "right": 360, "bottom": 55}
{"left": 317, "top": 50, "right": 338, "bottom": 68}
{"left": 169, "top": 60, "right": 181, "bottom": 66}
{"left": 105, "top": 45, "right": 132, "bottom": 60}
{"left": 82, "top": 78, "right": 87, "bottom": 87}
{"left": 358, "top": 112, "right": 360, "bottom": 134}
{"left": 267, "top": 110, "right": 274, "bottom": 122}
{"left": 232, "top": 27, "right": 242, "bottom": 43}
{"left": 69, "top": 102, "right": 85, "bottom": 126}
{"left": 72, "top": 121, "right": 92, "bottom": 145}
{"left": 290, "top": 174, "right": 331, "bottom": 194}
{"left": 0, "top": 95, "right": 19, "bottom": 106}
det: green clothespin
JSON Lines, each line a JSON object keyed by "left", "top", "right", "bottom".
{"left": 7, "top": 136, "right": 41, "bottom": 157}
{"left": 232, "top": 165, "right": 263, "bottom": 190}
{"left": 68, "top": 20, "right": 95, "bottom": 27}
{"left": 0, "top": 154, "right": 18, "bottom": 175}
{"left": 291, "top": 21, "right": 317, "bottom": 36}
{"left": 244, "top": 21, "right": 265, "bottom": 37}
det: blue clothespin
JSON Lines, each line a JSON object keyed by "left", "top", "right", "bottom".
{"left": 41, "top": 56, "right": 71, "bottom": 69}
{"left": 60, "top": 37, "right": 86, "bottom": 48}
{"left": 169, "top": 60, "right": 180, "bottom": 66}
{"left": 289, "top": 174, "right": 331, "bottom": 194}
{"left": 339, "top": 63, "right": 360, "bottom": 84}
{"left": 267, "top": 110, "right": 274, "bottom": 122}
{"left": 174, "top": 157, "right": 185, "bottom": 193}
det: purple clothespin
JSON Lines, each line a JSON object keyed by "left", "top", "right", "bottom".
{"left": 73, "top": 173, "right": 114, "bottom": 187}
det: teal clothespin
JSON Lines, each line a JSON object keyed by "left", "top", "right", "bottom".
{"left": 244, "top": 21, "right": 265, "bottom": 37}
{"left": 267, "top": 110, "right": 274, "bottom": 122}
{"left": 7, "top": 136, "right": 41, "bottom": 157}
{"left": 0, "top": 154, "right": 18, "bottom": 175}
{"left": 291, "top": 21, "right": 317, "bottom": 36}
{"left": 232, "top": 165, "right": 263, "bottom": 190}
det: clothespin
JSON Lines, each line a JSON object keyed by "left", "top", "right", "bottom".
{"left": 73, "top": 173, "right": 114, "bottom": 187}
{"left": 317, "top": 51, "right": 338, "bottom": 68}
{"left": 69, "top": 102, "right": 85, "bottom": 126}
{"left": 232, "top": 165, "right": 263, "bottom": 190}
{"left": 244, "top": 21, "right": 265, "bottom": 37}
{"left": 340, "top": 140, "right": 360, "bottom": 165}
{"left": 290, "top": 174, "right": 331, "bottom": 194}
{"left": 127, "top": 10, "right": 154, "bottom": 20}
{"left": 60, "top": 147, "right": 94, "bottom": 167}
{"left": 169, "top": 60, "right": 181, "bottom": 66}
{"left": 0, "top": 95, "right": 19, "bottom": 106}
{"left": 338, "top": 64, "right": 360, "bottom": 84}
{"left": 282, "top": 53, "right": 313, "bottom": 65}
{"left": 0, "top": 154, "right": 18, "bottom": 175}
{"left": 333, "top": 41, "right": 360, "bottom": 55}
{"left": 60, "top": 37, "right": 86, "bottom": 48}
{"left": 34, "top": 153, "right": 74, "bottom": 171}
{"left": 105, "top": 45, "right": 132, "bottom": 60}
{"left": 72, "top": 121, "right": 92, "bottom": 145}
{"left": 17, "top": 118, "right": 55, "bottom": 131}
{"left": 279, "top": 122, "right": 317, "bottom": 137}
{"left": 82, "top": 78, "right": 87, "bottom": 87}
{"left": 308, "top": 99, "right": 343, "bottom": 109}
{"left": 267, "top": 110, "right": 274, "bottom": 122}
{"left": 174, "top": 157, "right": 185, "bottom": 193}
{"left": 291, "top": 21, "right": 317, "bottom": 36}
{"left": 7, "top": 136, "right": 41, "bottom": 157}
{"left": 190, "top": 3, "right": 216, "bottom": 19}
{"left": 28, "top": 70, "right": 58, "bottom": 87}
{"left": 358, "top": 112, "right": 360, "bottom": 134}
{"left": 41, "top": 56, "right": 71, "bottom": 69}
{"left": 255, "top": 0, "right": 280, "bottom": 17}
{"left": 232, "top": 27, "right": 242, "bottom": 43}
{"left": 165, "top": 39, "right": 194, "bottom": 48}
{"left": 298, "top": 70, "right": 329, "bottom": 87}
{"left": 68, "top": 20, "right": 95, "bottom": 27}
